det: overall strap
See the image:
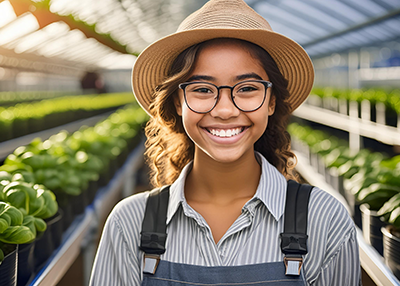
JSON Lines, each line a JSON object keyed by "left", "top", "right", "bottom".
{"left": 280, "top": 180, "right": 313, "bottom": 276}
{"left": 140, "top": 185, "right": 170, "bottom": 274}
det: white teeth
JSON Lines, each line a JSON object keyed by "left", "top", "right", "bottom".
{"left": 207, "top": 128, "right": 244, "bottom": 138}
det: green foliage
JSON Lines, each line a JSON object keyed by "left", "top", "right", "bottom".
{"left": 0, "top": 104, "right": 148, "bottom": 260}
{"left": 0, "top": 202, "right": 36, "bottom": 261}
{"left": 0, "top": 92, "right": 134, "bottom": 126}
{"left": 0, "top": 90, "right": 77, "bottom": 106}
{"left": 288, "top": 122, "right": 399, "bottom": 213}
{"left": 2, "top": 104, "right": 147, "bottom": 199}
{"left": 2, "top": 181, "right": 58, "bottom": 220}
{"left": 311, "top": 87, "right": 400, "bottom": 113}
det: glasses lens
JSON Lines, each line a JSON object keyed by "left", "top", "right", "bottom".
{"left": 184, "top": 82, "right": 218, "bottom": 113}
{"left": 233, "top": 81, "right": 266, "bottom": 111}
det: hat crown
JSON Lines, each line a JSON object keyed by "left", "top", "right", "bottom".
{"left": 177, "top": 0, "right": 272, "bottom": 32}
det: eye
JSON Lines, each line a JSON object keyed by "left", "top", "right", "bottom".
{"left": 237, "top": 85, "right": 258, "bottom": 93}
{"left": 193, "top": 87, "right": 213, "bottom": 93}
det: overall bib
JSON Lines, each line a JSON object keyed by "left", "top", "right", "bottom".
{"left": 140, "top": 181, "right": 312, "bottom": 286}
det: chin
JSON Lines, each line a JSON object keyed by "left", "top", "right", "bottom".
{"left": 199, "top": 147, "right": 251, "bottom": 164}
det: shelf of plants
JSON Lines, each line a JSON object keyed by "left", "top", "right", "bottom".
{"left": 0, "top": 91, "right": 79, "bottom": 107}
{"left": 293, "top": 88, "right": 400, "bottom": 147}
{"left": 288, "top": 122, "right": 400, "bottom": 286}
{"left": 0, "top": 110, "right": 115, "bottom": 160}
{"left": 0, "top": 92, "right": 134, "bottom": 143}
{"left": 0, "top": 103, "right": 149, "bottom": 286}
{"left": 31, "top": 143, "right": 146, "bottom": 286}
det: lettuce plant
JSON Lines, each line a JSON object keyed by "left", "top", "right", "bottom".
{"left": 1, "top": 181, "right": 58, "bottom": 233}
{"left": 0, "top": 202, "right": 36, "bottom": 262}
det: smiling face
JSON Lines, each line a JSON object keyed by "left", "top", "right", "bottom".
{"left": 175, "top": 39, "right": 276, "bottom": 164}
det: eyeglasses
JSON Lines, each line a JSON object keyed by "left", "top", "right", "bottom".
{"left": 178, "top": 80, "right": 272, "bottom": 113}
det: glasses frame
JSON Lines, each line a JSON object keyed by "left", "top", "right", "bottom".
{"left": 178, "top": 80, "right": 273, "bottom": 114}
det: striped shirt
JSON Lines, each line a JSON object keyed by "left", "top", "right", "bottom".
{"left": 89, "top": 153, "right": 361, "bottom": 286}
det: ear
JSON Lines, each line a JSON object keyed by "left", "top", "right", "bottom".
{"left": 268, "top": 95, "right": 276, "bottom": 116}
{"left": 174, "top": 95, "right": 183, "bottom": 116}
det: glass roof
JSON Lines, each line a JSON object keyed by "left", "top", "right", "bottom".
{"left": 0, "top": 0, "right": 399, "bottom": 75}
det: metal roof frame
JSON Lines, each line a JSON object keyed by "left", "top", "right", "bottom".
{"left": 1, "top": 0, "right": 400, "bottom": 75}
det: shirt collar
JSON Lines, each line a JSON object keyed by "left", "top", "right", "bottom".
{"left": 166, "top": 152, "right": 287, "bottom": 224}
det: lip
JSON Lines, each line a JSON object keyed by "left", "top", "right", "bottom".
{"left": 202, "top": 124, "right": 248, "bottom": 129}
{"left": 201, "top": 126, "right": 249, "bottom": 144}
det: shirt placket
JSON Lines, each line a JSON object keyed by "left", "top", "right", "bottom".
{"left": 217, "top": 204, "right": 256, "bottom": 265}
{"left": 182, "top": 203, "right": 223, "bottom": 266}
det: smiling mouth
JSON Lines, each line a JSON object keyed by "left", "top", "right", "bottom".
{"left": 205, "top": 127, "right": 246, "bottom": 138}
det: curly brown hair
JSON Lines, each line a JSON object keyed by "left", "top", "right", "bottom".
{"left": 145, "top": 38, "right": 297, "bottom": 187}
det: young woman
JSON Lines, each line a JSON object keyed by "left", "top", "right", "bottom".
{"left": 90, "top": 0, "right": 361, "bottom": 285}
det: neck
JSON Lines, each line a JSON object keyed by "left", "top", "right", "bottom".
{"left": 185, "top": 149, "right": 261, "bottom": 204}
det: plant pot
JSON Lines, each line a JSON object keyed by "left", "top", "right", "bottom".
{"left": 44, "top": 113, "right": 61, "bottom": 129}
{"left": 109, "top": 157, "right": 119, "bottom": 178}
{"left": 0, "top": 121, "right": 13, "bottom": 142}
{"left": 382, "top": 225, "right": 400, "bottom": 279}
{"left": 0, "top": 244, "right": 18, "bottom": 286}
{"left": 55, "top": 192, "right": 74, "bottom": 231}
{"left": 60, "top": 204, "right": 74, "bottom": 232}
{"left": 98, "top": 166, "right": 111, "bottom": 188}
{"left": 70, "top": 191, "right": 88, "bottom": 216}
{"left": 27, "top": 117, "right": 44, "bottom": 134}
{"left": 44, "top": 210, "right": 63, "bottom": 250}
{"left": 12, "top": 118, "right": 28, "bottom": 138}
{"left": 87, "top": 179, "right": 98, "bottom": 205}
{"left": 117, "top": 147, "right": 129, "bottom": 168}
{"left": 34, "top": 229, "right": 54, "bottom": 272}
{"left": 360, "top": 204, "right": 386, "bottom": 255}
{"left": 17, "top": 242, "right": 35, "bottom": 286}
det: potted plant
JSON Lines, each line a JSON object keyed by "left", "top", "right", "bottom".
{"left": 1, "top": 178, "right": 59, "bottom": 279}
{"left": 0, "top": 202, "right": 36, "bottom": 286}
{"left": 380, "top": 194, "right": 400, "bottom": 280}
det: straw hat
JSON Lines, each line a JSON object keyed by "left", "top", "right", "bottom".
{"left": 132, "top": 0, "right": 314, "bottom": 116}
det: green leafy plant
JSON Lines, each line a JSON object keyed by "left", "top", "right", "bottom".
{"left": 1, "top": 181, "right": 58, "bottom": 232}
{"left": 288, "top": 122, "right": 398, "bottom": 212}
{"left": 0, "top": 202, "right": 36, "bottom": 262}
{"left": 310, "top": 87, "right": 400, "bottom": 114}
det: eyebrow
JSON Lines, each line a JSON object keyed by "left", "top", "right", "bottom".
{"left": 187, "top": 73, "right": 264, "bottom": 82}
{"left": 236, "top": 73, "right": 263, "bottom": 81}
{"left": 187, "top": 75, "right": 215, "bottom": 82}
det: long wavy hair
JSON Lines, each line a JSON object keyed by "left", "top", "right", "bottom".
{"left": 145, "top": 38, "right": 297, "bottom": 187}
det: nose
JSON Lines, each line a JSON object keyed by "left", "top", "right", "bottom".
{"left": 209, "top": 88, "right": 240, "bottom": 119}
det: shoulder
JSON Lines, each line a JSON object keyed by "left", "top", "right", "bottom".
{"left": 109, "top": 190, "right": 150, "bottom": 227}
{"left": 304, "top": 186, "right": 357, "bottom": 281}
{"left": 105, "top": 191, "right": 150, "bottom": 248}
{"left": 308, "top": 186, "right": 354, "bottom": 234}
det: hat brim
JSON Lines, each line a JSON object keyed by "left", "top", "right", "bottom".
{"left": 132, "top": 28, "right": 314, "bottom": 116}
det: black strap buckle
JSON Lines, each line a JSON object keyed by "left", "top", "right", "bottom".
{"left": 280, "top": 233, "right": 308, "bottom": 255}
{"left": 140, "top": 231, "right": 167, "bottom": 254}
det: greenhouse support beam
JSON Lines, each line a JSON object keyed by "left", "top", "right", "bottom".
{"left": 8, "top": 0, "right": 131, "bottom": 55}
{"left": 302, "top": 8, "right": 400, "bottom": 49}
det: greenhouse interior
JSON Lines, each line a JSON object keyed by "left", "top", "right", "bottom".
{"left": 0, "top": 0, "right": 400, "bottom": 285}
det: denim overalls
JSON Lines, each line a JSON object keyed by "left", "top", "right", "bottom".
{"left": 140, "top": 181, "right": 312, "bottom": 286}
{"left": 141, "top": 260, "right": 306, "bottom": 285}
